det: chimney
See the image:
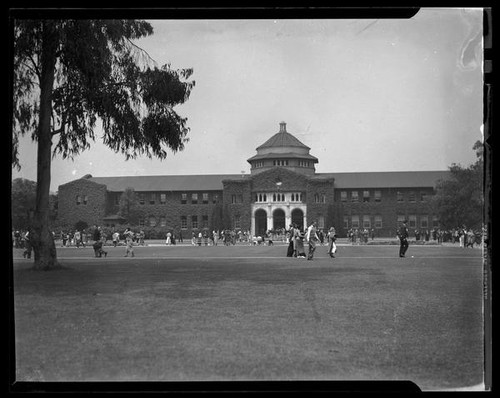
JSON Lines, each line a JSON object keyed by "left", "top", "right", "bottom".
{"left": 279, "top": 121, "right": 287, "bottom": 133}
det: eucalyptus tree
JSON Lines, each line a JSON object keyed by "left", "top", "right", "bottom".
{"left": 12, "top": 19, "right": 195, "bottom": 269}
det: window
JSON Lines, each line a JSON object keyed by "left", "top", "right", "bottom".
{"left": 202, "top": 215, "right": 209, "bottom": 228}
{"left": 202, "top": 193, "right": 209, "bottom": 204}
{"left": 340, "top": 191, "right": 347, "bottom": 202}
{"left": 181, "top": 216, "right": 187, "bottom": 229}
{"left": 351, "top": 215, "right": 360, "bottom": 229}
{"left": 321, "top": 194, "right": 326, "bottom": 203}
{"left": 83, "top": 195, "right": 88, "bottom": 205}
{"left": 420, "top": 216, "right": 428, "bottom": 229}
{"left": 76, "top": 195, "right": 81, "bottom": 205}
{"left": 149, "top": 193, "right": 156, "bottom": 205}
{"left": 191, "top": 215, "right": 198, "bottom": 229}
{"left": 213, "top": 194, "right": 218, "bottom": 204}
{"left": 232, "top": 194, "right": 237, "bottom": 204}
{"left": 374, "top": 190, "right": 381, "bottom": 202}
{"left": 363, "top": 215, "right": 371, "bottom": 228}
{"left": 432, "top": 215, "right": 439, "bottom": 228}
{"left": 343, "top": 216, "right": 349, "bottom": 229}
{"left": 318, "top": 216, "right": 325, "bottom": 229}
{"left": 149, "top": 216, "right": 156, "bottom": 227}
{"left": 160, "top": 193, "right": 167, "bottom": 204}
{"left": 234, "top": 215, "right": 241, "bottom": 229}
{"left": 314, "top": 193, "right": 320, "bottom": 203}
{"left": 114, "top": 195, "right": 120, "bottom": 205}
{"left": 181, "top": 193, "right": 187, "bottom": 204}
{"left": 409, "top": 192, "right": 416, "bottom": 203}
{"left": 408, "top": 215, "right": 417, "bottom": 228}
{"left": 397, "top": 215, "right": 406, "bottom": 226}
{"left": 254, "top": 161, "right": 264, "bottom": 168}
{"left": 363, "top": 191, "right": 370, "bottom": 202}
{"left": 139, "top": 193, "right": 145, "bottom": 205}
{"left": 299, "top": 160, "right": 310, "bottom": 167}
{"left": 374, "top": 215, "right": 382, "bottom": 229}
{"left": 351, "top": 191, "right": 359, "bottom": 202}
{"left": 191, "top": 193, "right": 198, "bottom": 204}
{"left": 420, "top": 192, "right": 428, "bottom": 202}
{"left": 139, "top": 217, "right": 145, "bottom": 227}
{"left": 396, "top": 191, "right": 404, "bottom": 202}
{"left": 160, "top": 216, "right": 166, "bottom": 227}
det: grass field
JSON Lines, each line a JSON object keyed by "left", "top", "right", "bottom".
{"left": 11, "top": 243, "right": 485, "bottom": 391}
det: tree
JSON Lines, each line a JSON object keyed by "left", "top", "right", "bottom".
{"left": 118, "top": 187, "right": 140, "bottom": 225}
{"left": 12, "top": 20, "right": 194, "bottom": 270}
{"left": 11, "top": 178, "right": 37, "bottom": 230}
{"left": 432, "top": 140, "right": 484, "bottom": 230}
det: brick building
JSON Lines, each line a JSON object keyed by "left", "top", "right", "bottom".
{"left": 57, "top": 122, "right": 449, "bottom": 237}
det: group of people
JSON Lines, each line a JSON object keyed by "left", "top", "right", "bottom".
{"left": 346, "top": 228, "right": 376, "bottom": 244}
{"left": 286, "top": 222, "right": 337, "bottom": 261}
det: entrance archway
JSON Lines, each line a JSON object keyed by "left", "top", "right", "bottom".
{"left": 291, "top": 208, "right": 304, "bottom": 230}
{"left": 255, "top": 209, "right": 267, "bottom": 237}
{"left": 273, "top": 208, "right": 286, "bottom": 231}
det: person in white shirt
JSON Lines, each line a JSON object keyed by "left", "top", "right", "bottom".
{"left": 306, "top": 221, "right": 319, "bottom": 260}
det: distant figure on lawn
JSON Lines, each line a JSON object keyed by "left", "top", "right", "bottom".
{"left": 92, "top": 226, "right": 107, "bottom": 258}
{"left": 327, "top": 226, "right": 337, "bottom": 259}
{"left": 398, "top": 220, "right": 409, "bottom": 258}
{"left": 306, "top": 221, "right": 319, "bottom": 260}
{"left": 123, "top": 227, "right": 135, "bottom": 257}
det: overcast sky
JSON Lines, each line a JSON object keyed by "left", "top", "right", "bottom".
{"left": 12, "top": 8, "right": 484, "bottom": 192}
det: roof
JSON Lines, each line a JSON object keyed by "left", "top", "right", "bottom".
{"left": 247, "top": 152, "right": 319, "bottom": 163}
{"left": 314, "top": 171, "right": 450, "bottom": 188}
{"left": 256, "top": 131, "right": 310, "bottom": 150}
{"left": 88, "top": 174, "right": 244, "bottom": 192}
{"left": 80, "top": 170, "right": 450, "bottom": 192}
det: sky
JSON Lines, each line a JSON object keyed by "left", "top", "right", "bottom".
{"left": 12, "top": 8, "right": 484, "bottom": 193}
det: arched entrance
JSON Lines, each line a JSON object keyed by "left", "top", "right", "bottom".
{"left": 291, "top": 208, "right": 304, "bottom": 230}
{"left": 255, "top": 209, "right": 267, "bottom": 237}
{"left": 273, "top": 208, "right": 286, "bottom": 231}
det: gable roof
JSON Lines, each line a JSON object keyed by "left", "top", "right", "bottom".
{"left": 315, "top": 171, "right": 450, "bottom": 188}
{"left": 88, "top": 174, "right": 244, "bottom": 192}
{"left": 78, "top": 170, "right": 450, "bottom": 192}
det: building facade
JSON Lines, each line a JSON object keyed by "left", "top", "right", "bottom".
{"left": 57, "top": 122, "right": 449, "bottom": 237}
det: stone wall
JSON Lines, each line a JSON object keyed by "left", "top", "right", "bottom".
{"left": 57, "top": 178, "right": 107, "bottom": 228}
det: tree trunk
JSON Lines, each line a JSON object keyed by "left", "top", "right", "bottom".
{"left": 32, "top": 22, "right": 60, "bottom": 270}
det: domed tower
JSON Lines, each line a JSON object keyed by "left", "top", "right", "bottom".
{"left": 247, "top": 122, "right": 318, "bottom": 175}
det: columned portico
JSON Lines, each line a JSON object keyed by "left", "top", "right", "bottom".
{"left": 251, "top": 201, "right": 307, "bottom": 236}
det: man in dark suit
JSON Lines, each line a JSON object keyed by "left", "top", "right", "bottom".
{"left": 398, "top": 220, "right": 409, "bottom": 257}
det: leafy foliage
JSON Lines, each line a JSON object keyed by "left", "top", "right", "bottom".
{"left": 12, "top": 19, "right": 195, "bottom": 168}
{"left": 118, "top": 187, "right": 140, "bottom": 225}
{"left": 432, "top": 141, "right": 484, "bottom": 229}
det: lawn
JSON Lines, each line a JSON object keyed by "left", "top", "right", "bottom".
{"left": 11, "top": 243, "right": 485, "bottom": 391}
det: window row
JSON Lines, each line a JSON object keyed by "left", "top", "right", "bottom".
{"left": 254, "top": 192, "right": 304, "bottom": 203}
{"left": 139, "top": 215, "right": 211, "bottom": 229}
{"left": 340, "top": 190, "right": 430, "bottom": 203}
{"left": 273, "top": 159, "right": 289, "bottom": 166}
{"left": 343, "top": 215, "right": 438, "bottom": 229}
{"left": 129, "top": 193, "right": 220, "bottom": 205}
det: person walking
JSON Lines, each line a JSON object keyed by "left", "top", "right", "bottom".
{"left": 22, "top": 230, "right": 32, "bottom": 259}
{"left": 306, "top": 221, "right": 319, "bottom": 260}
{"left": 327, "top": 226, "right": 337, "bottom": 259}
{"left": 123, "top": 227, "right": 135, "bottom": 257}
{"left": 398, "top": 220, "right": 409, "bottom": 258}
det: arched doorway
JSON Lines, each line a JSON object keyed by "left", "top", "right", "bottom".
{"left": 291, "top": 208, "right": 304, "bottom": 230}
{"left": 273, "top": 208, "right": 286, "bottom": 231}
{"left": 255, "top": 209, "right": 267, "bottom": 237}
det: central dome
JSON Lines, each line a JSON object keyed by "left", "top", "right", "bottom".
{"left": 256, "top": 121, "right": 311, "bottom": 151}
{"left": 247, "top": 122, "right": 318, "bottom": 175}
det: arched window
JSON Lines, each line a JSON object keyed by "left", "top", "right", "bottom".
{"left": 273, "top": 194, "right": 276, "bottom": 202}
